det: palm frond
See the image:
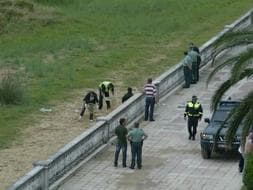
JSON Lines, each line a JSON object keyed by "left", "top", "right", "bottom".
{"left": 240, "top": 109, "right": 253, "bottom": 147}
{"left": 240, "top": 68, "right": 253, "bottom": 79}
{"left": 225, "top": 91, "right": 253, "bottom": 146}
{"left": 211, "top": 68, "right": 253, "bottom": 111}
{"left": 230, "top": 48, "right": 253, "bottom": 81}
{"left": 214, "top": 31, "right": 253, "bottom": 48}
{"left": 225, "top": 105, "right": 250, "bottom": 147}
{"left": 206, "top": 56, "right": 239, "bottom": 86}
{"left": 211, "top": 80, "right": 233, "bottom": 111}
{"left": 211, "top": 31, "right": 253, "bottom": 65}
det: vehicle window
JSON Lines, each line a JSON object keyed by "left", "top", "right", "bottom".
{"left": 212, "top": 110, "right": 231, "bottom": 123}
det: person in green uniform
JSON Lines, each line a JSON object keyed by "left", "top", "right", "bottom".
{"left": 182, "top": 52, "right": 192, "bottom": 88}
{"left": 127, "top": 122, "right": 148, "bottom": 169}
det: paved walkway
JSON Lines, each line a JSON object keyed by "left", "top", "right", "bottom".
{"left": 58, "top": 58, "right": 253, "bottom": 190}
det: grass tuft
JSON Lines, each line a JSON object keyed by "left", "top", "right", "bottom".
{"left": 0, "top": 72, "right": 24, "bottom": 105}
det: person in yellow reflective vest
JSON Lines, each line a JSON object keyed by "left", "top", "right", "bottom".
{"left": 184, "top": 95, "right": 203, "bottom": 140}
{"left": 98, "top": 81, "right": 114, "bottom": 110}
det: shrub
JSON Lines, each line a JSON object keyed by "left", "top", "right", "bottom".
{"left": 0, "top": 72, "right": 24, "bottom": 105}
{"left": 243, "top": 153, "right": 253, "bottom": 190}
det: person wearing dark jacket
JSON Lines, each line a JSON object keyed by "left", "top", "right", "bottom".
{"left": 114, "top": 118, "right": 128, "bottom": 167}
{"left": 122, "top": 87, "right": 133, "bottom": 103}
{"left": 79, "top": 91, "right": 98, "bottom": 121}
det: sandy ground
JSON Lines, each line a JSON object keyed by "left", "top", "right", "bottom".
{"left": 0, "top": 89, "right": 126, "bottom": 190}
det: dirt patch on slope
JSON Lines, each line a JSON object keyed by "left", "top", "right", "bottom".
{"left": 0, "top": 88, "right": 126, "bottom": 189}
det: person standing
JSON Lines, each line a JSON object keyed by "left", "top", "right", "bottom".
{"left": 182, "top": 52, "right": 192, "bottom": 88}
{"left": 79, "top": 91, "right": 98, "bottom": 121}
{"left": 122, "top": 87, "right": 133, "bottom": 103}
{"left": 188, "top": 49, "right": 198, "bottom": 84}
{"left": 184, "top": 95, "right": 203, "bottom": 140}
{"left": 114, "top": 118, "right": 128, "bottom": 168}
{"left": 193, "top": 46, "right": 201, "bottom": 82}
{"left": 127, "top": 122, "right": 148, "bottom": 169}
{"left": 144, "top": 78, "right": 157, "bottom": 121}
{"left": 98, "top": 81, "right": 114, "bottom": 110}
{"left": 238, "top": 145, "right": 244, "bottom": 173}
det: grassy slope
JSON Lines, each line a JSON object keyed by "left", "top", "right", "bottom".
{"left": 0, "top": 0, "right": 252, "bottom": 148}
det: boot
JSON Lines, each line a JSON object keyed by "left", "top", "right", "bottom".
{"left": 89, "top": 113, "right": 94, "bottom": 121}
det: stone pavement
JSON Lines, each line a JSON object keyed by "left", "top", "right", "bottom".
{"left": 58, "top": 61, "right": 253, "bottom": 190}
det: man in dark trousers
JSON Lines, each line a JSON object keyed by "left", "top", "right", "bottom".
{"left": 189, "top": 43, "right": 201, "bottom": 82}
{"left": 127, "top": 122, "right": 148, "bottom": 169}
{"left": 122, "top": 87, "right": 133, "bottom": 103}
{"left": 79, "top": 91, "right": 98, "bottom": 121}
{"left": 98, "top": 81, "right": 114, "bottom": 110}
{"left": 184, "top": 95, "right": 203, "bottom": 140}
{"left": 144, "top": 78, "right": 157, "bottom": 121}
{"left": 182, "top": 52, "right": 192, "bottom": 88}
{"left": 114, "top": 118, "right": 128, "bottom": 168}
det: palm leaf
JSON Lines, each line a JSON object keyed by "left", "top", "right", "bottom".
{"left": 206, "top": 56, "right": 239, "bottom": 86}
{"left": 211, "top": 31, "right": 253, "bottom": 65}
{"left": 230, "top": 48, "right": 253, "bottom": 81}
{"left": 211, "top": 80, "right": 233, "bottom": 111}
{"left": 226, "top": 91, "right": 253, "bottom": 146}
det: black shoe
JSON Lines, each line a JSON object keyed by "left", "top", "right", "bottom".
{"left": 149, "top": 119, "right": 155, "bottom": 122}
{"left": 188, "top": 135, "right": 192, "bottom": 140}
{"left": 123, "top": 165, "right": 127, "bottom": 168}
{"left": 129, "top": 166, "right": 134, "bottom": 169}
{"left": 192, "top": 136, "right": 195, "bottom": 140}
{"left": 114, "top": 163, "right": 118, "bottom": 167}
{"left": 183, "top": 85, "right": 190, "bottom": 88}
{"left": 191, "top": 81, "right": 196, "bottom": 84}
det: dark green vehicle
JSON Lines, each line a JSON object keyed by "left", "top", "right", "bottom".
{"left": 200, "top": 101, "right": 242, "bottom": 159}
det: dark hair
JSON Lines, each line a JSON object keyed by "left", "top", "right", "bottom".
{"left": 134, "top": 122, "right": 139, "bottom": 128}
{"left": 147, "top": 78, "right": 152, "bottom": 83}
{"left": 127, "top": 87, "right": 132, "bottom": 93}
{"left": 184, "top": 51, "right": 188, "bottom": 55}
{"left": 119, "top": 118, "right": 126, "bottom": 125}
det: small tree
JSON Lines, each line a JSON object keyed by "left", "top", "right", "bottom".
{"left": 0, "top": 72, "right": 24, "bottom": 105}
{"left": 243, "top": 154, "right": 253, "bottom": 190}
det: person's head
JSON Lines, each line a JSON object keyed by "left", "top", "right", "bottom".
{"left": 127, "top": 87, "right": 132, "bottom": 93}
{"left": 192, "top": 95, "right": 197, "bottom": 103}
{"left": 119, "top": 118, "right": 126, "bottom": 126}
{"left": 147, "top": 78, "right": 152, "bottom": 84}
{"left": 189, "top": 42, "right": 194, "bottom": 51}
{"left": 134, "top": 122, "right": 139, "bottom": 128}
{"left": 184, "top": 51, "right": 188, "bottom": 55}
{"left": 108, "top": 83, "right": 113, "bottom": 89}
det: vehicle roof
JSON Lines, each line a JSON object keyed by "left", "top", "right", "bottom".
{"left": 218, "top": 101, "right": 240, "bottom": 110}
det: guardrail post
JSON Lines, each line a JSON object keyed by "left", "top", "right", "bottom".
{"left": 33, "top": 160, "right": 49, "bottom": 190}
{"left": 96, "top": 117, "right": 110, "bottom": 143}
{"left": 154, "top": 81, "right": 160, "bottom": 103}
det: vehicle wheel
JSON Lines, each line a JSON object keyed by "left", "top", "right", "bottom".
{"left": 201, "top": 146, "right": 211, "bottom": 159}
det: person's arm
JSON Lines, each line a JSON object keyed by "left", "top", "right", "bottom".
{"left": 199, "top": 104, "right": 203, "bottom": 120}
{"left": 143, "top": 131, "right": 148, "bottom": 141}
{"left": 184, "top": 103, "right": 189, "bottom": 119}
{"left": 127, "top": 131, "right": 132, "bottom": 141}
{"left": 110, "top": 83, "right": 115, "bottom": 95}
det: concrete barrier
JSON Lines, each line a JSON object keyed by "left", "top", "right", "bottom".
{"left": 8, "top": 8, "right": 253, "bottom": 190}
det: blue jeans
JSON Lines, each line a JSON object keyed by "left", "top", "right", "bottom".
{"left": 145, "top": 97, "right": 155, "bottom": 121}
{"left": 114, "top": 143, "right": 127, "bottom": 166}
{"left": 130, "top": 142, "right": 142, "bottom": 168}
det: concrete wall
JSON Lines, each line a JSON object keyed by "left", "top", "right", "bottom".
{"left": 8, "top": 8, "right": 253, "bottom": 190}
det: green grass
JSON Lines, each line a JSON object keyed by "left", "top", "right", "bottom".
{"left": 0, "top": 0, "right": 252, "bottom": 148}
